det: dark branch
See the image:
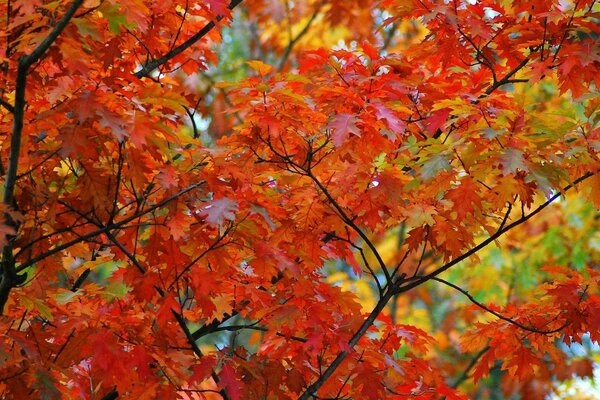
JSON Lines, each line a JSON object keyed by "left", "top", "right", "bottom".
{"left": 16, "top": 181, "right": 205, "bottom": 272}
{"left": 430, "top": 276, "right": 565, "bottom": 334}
{"left": 298, "top": 169, "right": 597, "bottom": 399}
{"left": 99, "top": 387, "right": 119, "bottom": 400}
{"left": 399, "top": 170, "right": 598, "bottom": 294}
{"left": 0, "top": 0, "right": 84, "bottom": 315}
{"left": 204, "top": 323, "right": 307, "bottom": 343}
{"left": 172, "top": 309, "right": 231, "bottom": 400}
{"left": 134, "top": 0, "right": 244, "bottom": 78}
{"left": 0, "top": 98, "right": 14, "bottom": 113}
{"left": 451, "top": 346, "right": 490, "bottom": 389}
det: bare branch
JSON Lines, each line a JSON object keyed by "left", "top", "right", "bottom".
{"left": 306, "top": 170, "right": 391, "bottom": 283}
{"left": 171, "top": 309, "right": 231, "bottom": 400}
{"left": 0, "top": 98, "right": 14, "bottom": 113}
{"left": 168, "top": 224, "right": 233, "bottom": 288}
{"left": 451, "top": 346, "right": 490, "bottom": 389}
{"left": 203, "top": 323, "right": 307, "bottom": 343}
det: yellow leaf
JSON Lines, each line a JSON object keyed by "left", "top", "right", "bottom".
{"left": 247, "top": 60, "right": 273, "bottom": 75}
{"left": 582, "top": 173, "right": 600, "bottom": 208}
{"left": 28, "top": 298, "right": 54, "bottom": 321}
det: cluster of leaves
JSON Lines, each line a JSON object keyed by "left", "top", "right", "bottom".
{"left": 0, "top": 0, "right": 598, "bottom": 399}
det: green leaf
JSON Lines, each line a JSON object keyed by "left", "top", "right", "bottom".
{"left": 420, "top": 152, "right": 451, "bottom": 180}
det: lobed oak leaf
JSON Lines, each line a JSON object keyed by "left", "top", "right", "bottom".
{"left": 424, "top": 108, "right": 450, "bottom": 136}
{"left": 200, "top": 198, "right": 238, "bottom": 227}
{"left": 527, "top": 59, "right": 554, "bottom": 83}
{"left": 436, "top": 385, "right": 468, "bottom": 400}
{"left": 445, "top": 178, "right": 482, "bottom": 218}
{"left": 328, "top": 113, "right": 361, "bottom": 147}
{"left": 372, "top": 102, "right": 405, "bottom": 140}
{"left": 97, "top": 108, "right": 129, "bottom": 141}
{"left": 402, "top": 204, "right": 436, "bottom": 227}
{"left": 420, "top": 152, "right": 451, "bottom": 180}
{"left": 247, "top": 60, "right": 273, "bottom": 75}
{"left": 405, "top": 226, "right": 428, "bottom": 252}
{"left": 353, "top": 364, "right": 383, "bottom": 400}
{"left": 559, "top": 67, "right": 589, "bottom": 99}
{"left": 220, "top": 363, "right": 242, "bottom": 400}
{"left": 581, "top": 173, "right": 600, "bottom": 208}
{"left": 130, "top": 111, "right": 151, "bottom": 148}
{"left": 166, "top": 210, "right": 189, "bottom": 241}
{"left": 500, "top": 148, "right": 526, "bottom": 175}
{"left": 471, "top": 347, "right": 497, "bottom": 382}
{"left": 190, "top": 355, "right": 217, "bottom": 383}
{"left": 156, "top": 165, "right": 179, "bottom": 189}
{"left": 506, "top": 346, "right": 541, "bottom": 380}
{"left": 360, "top": 40, "right": 380, "bottom": 61}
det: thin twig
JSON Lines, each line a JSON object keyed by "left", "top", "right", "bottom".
{"left": 451, "top": 346, "right": 490, "bottom": 388}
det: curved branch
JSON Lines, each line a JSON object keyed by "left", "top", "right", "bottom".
{"left": 330, "top": 234, "right": 382, "bottom": 294}
{"left": 172, "top": 310, "right": 231, "bottom": 400}
{"left": 204, "top": 323, "right": 307, "bottom": 343}
{"left": 430, "top": 277, "right": 565, "bottom": 335}
{"left": 399, "top": 170, "right": 598, "bottom": 293}
{"left": 0, "top": 98, "right": 14, "bottom": 113}
{"left": 306, "top": 170, "right": 391, "bottom": 283}
{"left": 451, "top": 346, "right": 490, "bottom": 389}
{"left": 22, "top": 0, "right": 85, "bottom": 69}
{"left": 168, "top": 223, "right": 234, "bottom": 288}
{"left": 298, "top": 289, "right": 395, "bottom": 400}
{"left": 252, "top": 132, "right": 392, "bottom": 283}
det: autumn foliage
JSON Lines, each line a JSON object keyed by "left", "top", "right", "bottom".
{"left": 0, "top": 0, "right": 599, "bottom": 399}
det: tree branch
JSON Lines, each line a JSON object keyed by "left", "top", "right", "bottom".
{"left": 430, "top": 276, "right": 565, "bottom": 334}
{"left": 482, "top": 56, "right": 531, "bottom": 96}
{"left": 306, "top": 169, "right": 391, "bottom": 283}
{"left": 399, "top": 170, "right": 597, "bottom": 293}
{"left": 0, "top": 98, "right": 14, "bottom": 113}
{"left": 298, "top": 289, "right": 395, "bottom": 400}
{"left": 277, "top": 6, "right": 321, "bottom": 71}
{"left": 201, "top": 323, "right": 308, "bottom": 343}
{"left": 298, "top": 170, "right": 597, "bottom": 399}
{"left": 168, "top": 223, "right": 233, "bottom": 288}
{"left": 20, "top": 0, "right": 84, "bottom": 70}
{"left": 134, "top": 0, "right": 245, "bottom": 78}
{"left": 0, "top": 0, "right": 84, "bottom": 315}
{"left": 451, "top": 346, "right": 490, "bottom": 389}
{"left": 99, "top": 387, "right": 119, "bottom": 400}
{"left": 15, "top": 181, "right": 205, "bottom": 273}
{"left": 172, "top": 309, "right": 231, "bottom": 400}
